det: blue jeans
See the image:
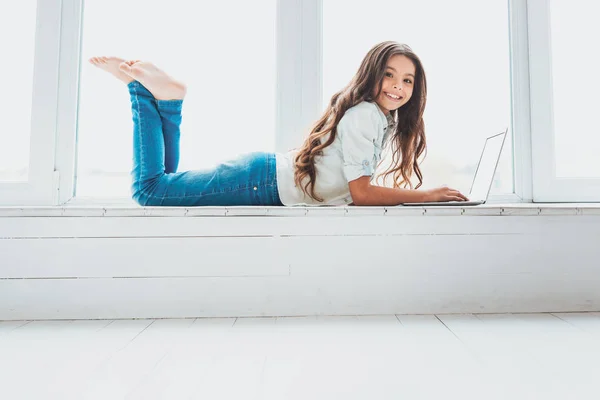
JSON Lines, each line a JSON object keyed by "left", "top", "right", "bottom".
{"left": 128, "top": 81, "right": 283, "bottom": 206}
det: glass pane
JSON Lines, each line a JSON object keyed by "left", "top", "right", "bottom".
{"left": 77, "top": 0, "right": 276, "bottom": 197}
{"left": 550, "top": 0, "right": 600, "bottom": 178}
{"left": 0, "top": 1, "right": 37, "bottom": 182}
{"left": 323, "top": 0, "right": 513, "bottom": 195}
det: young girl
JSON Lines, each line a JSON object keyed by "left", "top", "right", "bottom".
{"left": 90, "top": 41, "right": 468, "bottom": 207}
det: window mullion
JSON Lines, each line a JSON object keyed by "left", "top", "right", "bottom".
{"left": 275, "top": 0, "right": 302, "bottom": 154}
{"left": 55, "top": 0, "right": 84, "bottom": 205}
{"left": 527, "top": 0, "right": 556, "bottom": 201}
{"left": 276, "top": 0, "right": 322, "bottom": 154}
{"left": 507, "top": 0, "right": 533, "bottom": 202}
{"left": 300, "top": 0, "right": 323, "bottom": 140}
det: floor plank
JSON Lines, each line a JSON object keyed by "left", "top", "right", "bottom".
{"left": 126, "top": 318, "right": 235, "bottom": 399}
{"left": 471, "top": 313, "right": 600, "bottom": 398}
{"left": 0, "top": 320, "right": 31, "bottom": 336}
{"left": 71, "top": 319, "right": 196, "bottom": 399}
{"left": 187, "top": 317, "right": 276, "bottom": 400}
{"left": 552, "top": 312, "right": 600, "bottom": 333}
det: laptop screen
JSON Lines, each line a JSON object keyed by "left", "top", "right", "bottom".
{"left": 468, "top": 131, "right": 507, "bottom": 201}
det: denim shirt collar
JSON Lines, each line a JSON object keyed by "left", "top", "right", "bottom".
{"left": 385, "top": 113, "right": 397, "bottom": 131}
{"left": 373, "top": 103, "right": 397, "bottom": 146}
{"left": 373, "top": 103, "right": 397, "bottom": 129}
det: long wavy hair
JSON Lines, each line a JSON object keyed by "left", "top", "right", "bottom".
{"left": 293, "top": 41, "right": 428, "bottom": 202}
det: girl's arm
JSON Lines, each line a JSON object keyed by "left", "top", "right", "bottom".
{"left": 349, "top": 176, "right": 426, "bottom": 205}
{"left": 349, "top": 176, "right": 468, "bottom": 206}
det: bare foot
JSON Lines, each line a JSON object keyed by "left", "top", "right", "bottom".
{"left": 89, "top": 56, "right": 135, "bottom": 84}
{"left": 119, "top": 61, "right": 187, "bottom": 100}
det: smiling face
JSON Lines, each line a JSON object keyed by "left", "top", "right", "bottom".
{"left": 373, "top": 54, "right": 416, "bottom": 115}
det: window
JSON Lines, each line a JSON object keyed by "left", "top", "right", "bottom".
{"left": 323, "top": 0, "right": 513, "bottom": 196}
{"left": 6, "top": 0, "right": 596, "bottom": 206}
{"left": 528, "top": 0, "right": 600, "bottom": 201}
{"left": 0, "top": 1, "right": 37, "bottom": 182}
{"left": 549, "top": 0, "right": 600, "bottom": 178}
{"left": 76, "top": 0, "right": 277, "bottom": 198}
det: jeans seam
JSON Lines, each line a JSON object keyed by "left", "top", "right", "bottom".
{"left": 143, "top": 183, "right": 278, "bottom": 202}
{"left": 138, "top": 185, "right": 279, "bottom": 203}
{"left": 266, "top": 153, "right": 271, "bottom": 205}
{"left": 132, "top": 84, "right": 143, "bottom": 195}
{"left": 149, "top": 185, "right": 258, "bottom": 201}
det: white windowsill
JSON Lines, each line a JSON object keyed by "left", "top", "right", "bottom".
{"left": 1, "top": 200, "right": 599, "bottom": 217}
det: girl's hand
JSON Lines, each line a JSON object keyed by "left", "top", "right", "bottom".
{"left": 424, "top": 186, "right": 469, "bottom": 202}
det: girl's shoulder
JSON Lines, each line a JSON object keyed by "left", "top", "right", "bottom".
{"left": 344, "top": 101, "right": 380, "bottom": 117}
{"left": 339, "top": 101, "right": 385, "bottom": 128}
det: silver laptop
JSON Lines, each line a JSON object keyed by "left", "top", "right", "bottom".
{"left": 401, "top": 128, "right": 508, "bottom": 206}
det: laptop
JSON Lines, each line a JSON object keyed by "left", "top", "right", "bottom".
{"left": 401, "top": 128, "right": 508, "bottom": 206}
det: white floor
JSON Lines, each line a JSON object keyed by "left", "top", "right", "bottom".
{"left": 1, "top": 313, "right": 600, "bottom": 400}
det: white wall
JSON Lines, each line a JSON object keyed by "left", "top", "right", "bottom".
{"left": 1, "top": 205, "right": 600, "bottom": 320}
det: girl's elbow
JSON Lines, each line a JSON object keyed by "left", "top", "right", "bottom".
{"left": 348, "top": 176, "right": 372, "bottom": 206}
{"left": 349, "top": 189, "right": 370, "bottom": 206}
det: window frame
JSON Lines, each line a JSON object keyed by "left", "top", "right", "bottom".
{"left": 527, "top": 0, "right": 600, "bottom": 201}
{"left": 0, "top": 0, "right": 62, "bottom": 206}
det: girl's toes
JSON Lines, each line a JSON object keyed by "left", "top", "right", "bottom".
{"left": 118, "top": 62, "right": 132, "bottom": 74}
{"left": 129, "top": 65, "right": 143, "bottom": 77}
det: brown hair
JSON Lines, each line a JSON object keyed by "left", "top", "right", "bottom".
{"left": 293, "top": 41, "right": 428, "bottom": 202}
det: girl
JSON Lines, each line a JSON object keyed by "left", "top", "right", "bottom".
{"left": 89, "top": 41, "right": 468, "bottom": 207}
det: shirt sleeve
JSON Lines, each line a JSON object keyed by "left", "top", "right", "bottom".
{"left": 336, "top": 106, "right": 380, "bottom": 182}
